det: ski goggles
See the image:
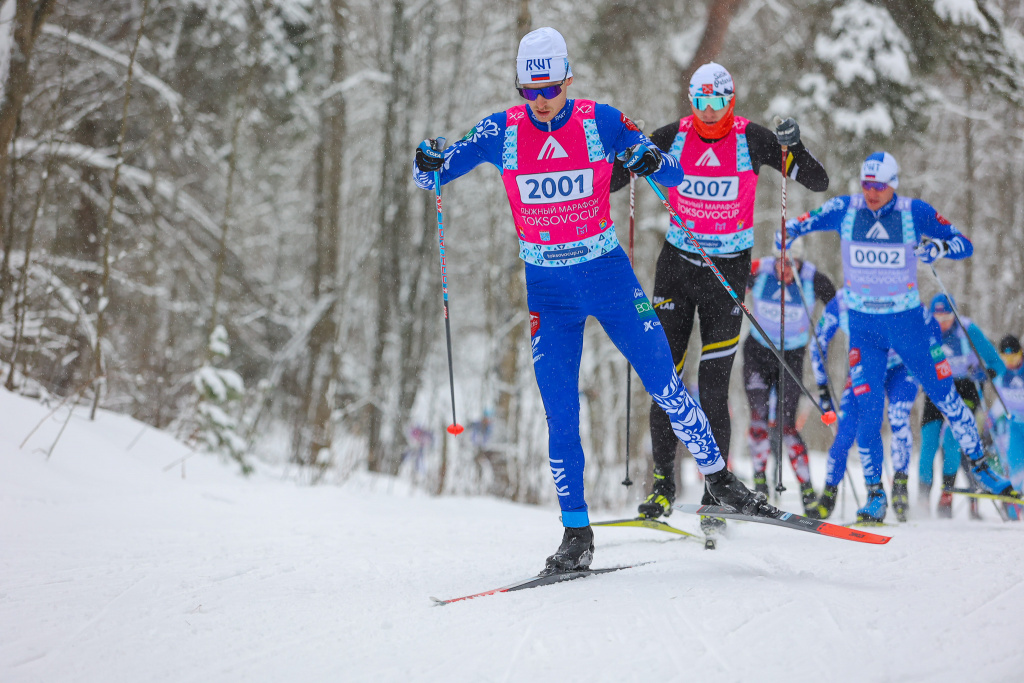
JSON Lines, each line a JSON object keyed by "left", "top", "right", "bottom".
{"left": 689, "top": 94, "right": 732, "bottom": 111}
{"left": 516, "top": 78, "right": 566, "bottom": 101}
{"left": 860, "top": 180, "right": 890, "bottom": 192}
{"left": 1000, "top": 350, "right": 1023, "bottom": 366}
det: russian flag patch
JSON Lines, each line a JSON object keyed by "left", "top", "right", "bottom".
{"left": 531, "top": 73, "right": 550, "bottom": 81}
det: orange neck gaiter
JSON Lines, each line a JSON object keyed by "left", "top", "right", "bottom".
{"left": 691, "top": 99, "right": 735, "bottom": 140}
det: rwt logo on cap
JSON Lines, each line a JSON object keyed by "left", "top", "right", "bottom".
{"left": 526, "top": 57, "right": 552, "bottom": 80}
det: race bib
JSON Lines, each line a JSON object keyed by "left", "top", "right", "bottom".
{"left": 849, "top": 244, "right": 905, "bottom": 269}
{"left": 516, "top": 169, "right": 594, "bottom": 205}
{"left": 676, "top": 175, "right": 740, "bottom": 202}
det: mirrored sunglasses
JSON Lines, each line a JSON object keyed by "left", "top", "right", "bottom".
{"left": 861, "top": 180, "right": 889, "bottom": 192}
{"left": 690, "top": 95, "right": 732, "bottom": 111}
{"left": 517, "top": 78, "right": 565, "bottom": 101}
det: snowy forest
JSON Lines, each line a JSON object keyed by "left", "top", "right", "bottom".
{"left": 1, "top": 0, "right": 1023, "bottom": 509}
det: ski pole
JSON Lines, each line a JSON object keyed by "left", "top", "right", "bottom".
{"left": 775, "top": 141, "right": 788, "bottom": 494}
{"left": 432, "top": 141, "right": 464, "bottom": 436}
{"left": 642, "top": 176, "right": 833, "bottom": 422}
{"left": 622, "top": 167, "right": 636, "bottom": 488}
{"left": 923, "top": 256, "right": 1010, "bottom": 418}
{"left": 621, "top": 119, "right": 646, "bottom": 489}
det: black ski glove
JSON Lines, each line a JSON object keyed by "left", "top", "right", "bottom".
{"left": 415, "top": 138, "right": 445, "bottom": 173}
{"left": 621, "top": 144, "right": 663, "bottom": 177}
{"left": 818, "top": 384, "right": 834, "bottom": 414}
{"left": 774, "top": 117, "right": 800, "bottom": 147}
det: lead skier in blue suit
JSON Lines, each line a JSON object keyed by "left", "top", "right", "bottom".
{"left": 780, "top": 152, "right": 1020, "bottom": 521}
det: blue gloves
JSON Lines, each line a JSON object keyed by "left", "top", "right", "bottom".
{"left": 621, "top": 144, "right": 663, "bottom": 177}
{"left": 915, "top": 238, "right": 949, "bottom": 264}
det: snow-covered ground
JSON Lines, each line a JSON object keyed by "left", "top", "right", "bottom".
{"left": 2, "top": 389, "right": 1023, "bottom": 683}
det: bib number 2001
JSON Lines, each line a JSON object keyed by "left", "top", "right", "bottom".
{"left": 517, "top": 169, "right": 594, "bottom": 205}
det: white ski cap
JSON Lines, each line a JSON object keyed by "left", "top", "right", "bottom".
{"left": 689, "top": 62, "right": 734, "bottom": 99}
{"left": 516, "top": 27, "right": 572, "bottom": 85}
{"left": 861, "top": 151, "right": 900, "bottom": 189}
{"left": 772, "top": 237, "right": 804, "bottom": 261}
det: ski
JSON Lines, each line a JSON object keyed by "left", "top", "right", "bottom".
{"left": 949, "top": 489, "right": 1024, "bottom": 506}
{"left": 430, "top": 562, "right": 651, "bottom": 606}
{"left": 674, "top": 503, "right": 891, "bottom": 545}
{"left": 592, "top": 517, "right": 700, "bottom": 539}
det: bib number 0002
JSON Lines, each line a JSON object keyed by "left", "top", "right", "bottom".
{"left": 517, "top": 169, "right": 594, "bottom": 205}
{"left": 850, "top": 244, "right": 905, "bottom": 269}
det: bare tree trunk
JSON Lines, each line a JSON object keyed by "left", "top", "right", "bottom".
{"left": 516, "top": 0, "right": 531, "bottom": 40}
{"left": 0, "top": 0, "right": 58, "bottom": 299}
{"left": 90, "top": 0, "right": 150, "bottom": 419}
{"left": 678, "top": 0, "right": 745, "bottom": 112}
{"left": 367, "top": 0, "right": 411, "bottom": 473}
{"left": 295, "top": 0, "right": 346, "bottom": 473}
{"left": 962, "top": 84, "right": 974, "bottom": 316}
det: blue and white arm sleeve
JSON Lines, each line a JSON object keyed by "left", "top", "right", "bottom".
{"left": 596, "top": 104, "right": 683, "bottom": 187}
{"left": 811, "top": 297, "right": 841, "bottom": 386}
{"left": 777, "top": 195, "right": 850, "bottom": 249}
{"left": 912, "top": 199, "right": 973, "bottom": 259}
{"left": 411, "top": 113, "right": 507, "bottom": 190}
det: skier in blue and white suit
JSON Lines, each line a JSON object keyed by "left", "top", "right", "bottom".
{"left": 807, "top": 289, "right": 920, "bottom": 521}
{"left": 780, "top": 151, "right": 1020, "bottom": 521}
{"left": 413, "top": 28, "right": 773, "bottom": 574}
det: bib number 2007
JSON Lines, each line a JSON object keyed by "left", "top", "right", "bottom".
{"left": 517, "top": 169, "right": 594, "bottom": 205}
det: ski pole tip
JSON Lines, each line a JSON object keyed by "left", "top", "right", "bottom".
{"left": 821, "top": 411, "right": 837, "bottom": 426}
{"left": 447, "top": 423, "right": 464, "bottom": 435}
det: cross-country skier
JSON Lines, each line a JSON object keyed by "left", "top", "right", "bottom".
{"left": 607, "top": 63, "right": 829, "bottom": 529}
{"left": 412, "top": 28, "right": 774, "bottom": 574}
{"left": 808, "top": 289, "right": 920, "bottom": 521}
{"left": 918, "top": 293, "right": 1005, "bottom": 517}
{"left": 988, "top": 335, "right": 1024, "bottom": 489}
{"left": 742, "top": 240, "right": 835, "bottom": 513}
{"left": 778, "top": 151, "right": 1021, "bottom": 522}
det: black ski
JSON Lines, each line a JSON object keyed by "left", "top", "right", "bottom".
{"left": 674, "top": 503, "right": 891, "bottom": 544}
{"left": 430, "top": 562, "right": 651, "bottom": 606}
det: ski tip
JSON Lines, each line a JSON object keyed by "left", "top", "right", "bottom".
{"left": 447, "top": 423, "right": 465, "bottom": 435}
{"left": 429, "top": 596, "right": 448, "bottom": 606}
{"left": 822, "top": 410, "right": 837, "bottom": 426}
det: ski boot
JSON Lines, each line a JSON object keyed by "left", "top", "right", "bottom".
{"left": 856, "top": 483, "right": 887, "bottom": 524}
{"left": 637, "top": 469, "right": 675, "bottom": 519}
{"left": 937, "top": 474, "right": 955, "bottom": 518}
{"left": 891, "top": 472, "right": 909, "bottom": 523}
{"left": 808, "top": 484, "right": 838, "bottom": 520}
{"left": 705, "top": 468, "right": 778, "bottom": 517}
{"left": 937, "top": 490, "right": 954, "bottom": 518}
{"left": 540, "top": 525, "right": 594, "bottom": 576}
{"left": 800, "top": 482, "right": 816, "bottom": 516}
{"left": 699, "top": 482, "right": 727, "bottom": 539}
{"left": 970, "top": 459, "right": 1020, "bottom": 498}
{"left": 968, "top": 497, "right": 982, "bottom": 520}
{"left": 917, "top": 481, "right": 932, "bottom": 517}
{"left": 753, "top": 471, "right": 769, "bottom": 497}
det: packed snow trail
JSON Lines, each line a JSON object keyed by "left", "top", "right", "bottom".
{"left": 2, "top": 389, "right": 1023, "bottom": 682}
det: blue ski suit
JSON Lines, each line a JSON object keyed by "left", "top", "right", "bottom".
{"left": 414, "top": 101, "right": 726, "bottom": 528}
{"left": 988, "top": 365, "right": 1024, "bottom": 488}
{"left": 811, "top": 290, "right": 919, "bottom": 487}
{"left": 919, "top": 318, "right": 1004, "bottom": 486}
{"left": 784, "top": 193, "right": 985, "bottom": 485}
